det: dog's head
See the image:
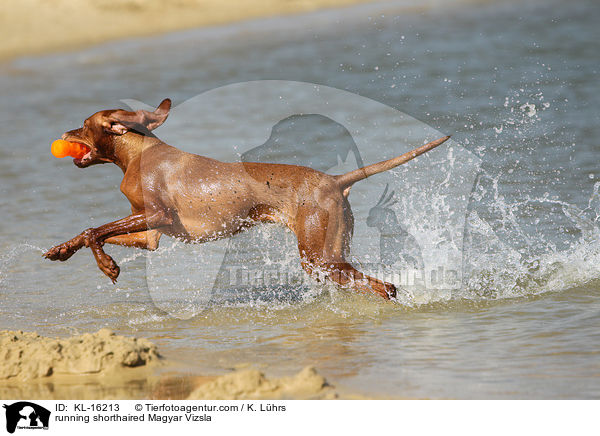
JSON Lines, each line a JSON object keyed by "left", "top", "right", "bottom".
{"left": 62, "top": 98, "right": 171, "bottom": 168}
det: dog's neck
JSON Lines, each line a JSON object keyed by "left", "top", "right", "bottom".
{"left": 112, "top": 132, "right": 161, "bottom": 173}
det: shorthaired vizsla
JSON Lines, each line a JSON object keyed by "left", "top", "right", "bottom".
{"left": 44, "top": 99, "right": 449, "bottom": 299}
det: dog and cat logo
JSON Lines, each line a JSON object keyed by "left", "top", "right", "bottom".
{"left": 2, "top": 402, "right": 50, "bottom": 433}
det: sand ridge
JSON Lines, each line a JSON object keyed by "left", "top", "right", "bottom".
{"left": 0, "top": 328, "right": 160, "bottom": 380}
{"left": 187, "top": 366, "right": 337, "bottom": 400}
{"left": 0, "top": 329, "right": 348, "bottom": 399}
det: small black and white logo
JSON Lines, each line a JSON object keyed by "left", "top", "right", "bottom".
{"left": 2, "top": 402, "right": 50, "bottom": 434}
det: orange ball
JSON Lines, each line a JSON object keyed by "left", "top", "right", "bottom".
{"left": 70, "top": 142, "right": 88, "bottom": 159}
{"left": 51, "top": 140, "right": 89, "bottom": 159}
{"left": 51, "top": 139, "right": 71, "bottom": 158}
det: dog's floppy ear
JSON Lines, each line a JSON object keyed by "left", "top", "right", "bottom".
{"left": 103, "top": 98, "right": 171, "bottom": 135}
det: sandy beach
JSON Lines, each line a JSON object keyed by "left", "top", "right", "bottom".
{"left": 0, "top": 0, "right": 379, "bottom": 62}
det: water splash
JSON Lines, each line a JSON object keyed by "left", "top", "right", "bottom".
{"left": 460, "top": 176, "right": 600, "bottom": 302}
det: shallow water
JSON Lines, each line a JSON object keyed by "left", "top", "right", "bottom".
{"left": 1, "top": 0, "right": 599, "bottom": 399}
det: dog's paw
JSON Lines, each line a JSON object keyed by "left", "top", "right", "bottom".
{"left": 44, "top": 243, "right": 77, "bottom": 261}
{"left": 99, "top": 256, "right": 120, "bottom": 284}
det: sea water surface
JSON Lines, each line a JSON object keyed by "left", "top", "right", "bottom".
{"left": 1, "top": 0, "right": 599, "bottom": 399}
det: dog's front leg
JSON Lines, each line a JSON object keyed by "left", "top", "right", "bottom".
{"left": 44, "top": 211, "right": 172, "bottom": 282}
{"left": 104, "top": 230, "right": 162, "bottom": 250}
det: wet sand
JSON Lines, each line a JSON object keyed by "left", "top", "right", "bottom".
{"left": 0, "top": 329, "right": 354, "bottom": 399}
{"left": 0, "top": 0, "right": 379, "bottom": 62}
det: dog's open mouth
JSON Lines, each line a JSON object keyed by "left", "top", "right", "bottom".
{"left": 63, "top": 139, "right": 92, "bottom": 167}
{"left": 73, "top": 145, "right": 92, "bottom": 166}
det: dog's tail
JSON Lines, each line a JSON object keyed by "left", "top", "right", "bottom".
{"left": 335, "top": 135, "right": 450, "bottom": 192}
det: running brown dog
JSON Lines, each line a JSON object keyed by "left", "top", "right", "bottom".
{"left": 44, "top": 99, "right": 449, "bottom": 300}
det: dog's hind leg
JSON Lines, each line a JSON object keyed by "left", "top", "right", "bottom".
{"left": 294, "top": 199, "right": 396, "bottom": 300}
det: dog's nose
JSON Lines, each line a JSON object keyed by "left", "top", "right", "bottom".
{"left": 61, "top": 133, "right": 67, "bottom": 140}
